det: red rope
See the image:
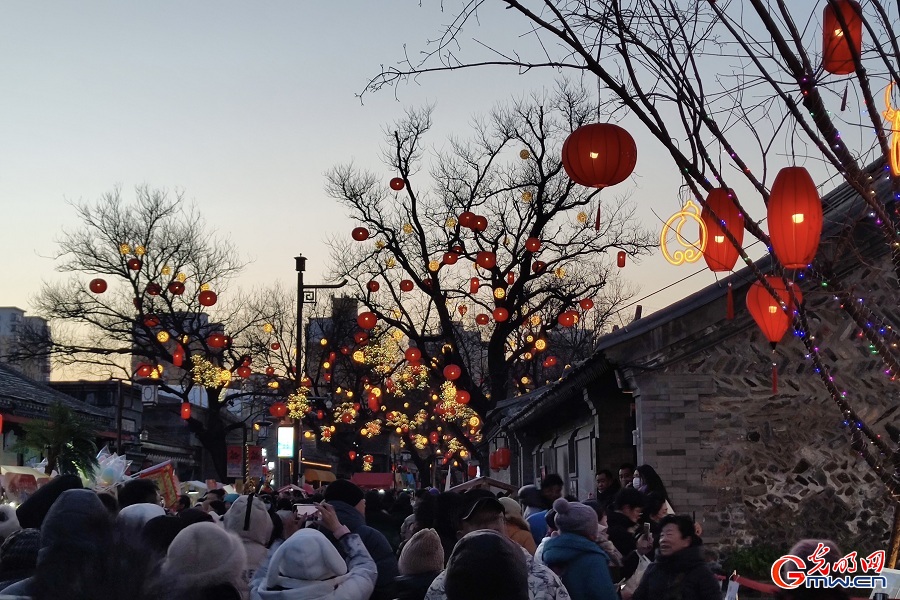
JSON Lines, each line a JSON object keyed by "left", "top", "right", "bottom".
{"left": 714, "top": 574, "right": 883, "bottom": 600}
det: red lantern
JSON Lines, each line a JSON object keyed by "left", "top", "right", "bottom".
{"left": 617, "top": 251, "right": 626, "bottom": 268}
{"left": 168, "top": 281, "right": 185, "bottom": 295}
{"left": 532, "top": 261, "right": 547, "bottom": 274}
{"left": 172, "top": 345, "right": 185, "bottom": 368}
{"left": 443, "top": 251, "right": 458, "bottom": 265}
{"left": 367, "top": 280, "right": 380, "bottom": 292}
{"left": 456, "top": 390, "right": 470, "bottom": 404}
{"left": 475, "top": 313, "right": 489, "bottom": 326}
{"left": 127, "top": 258, "right": 142, "bottom": 271}
{"left": 348, "top": 451, "right": 357, "bottom": 461}
{"left": 495, "top": 447, "right": 511, "bottom": 470}
{"left": 400, "top": 279, "right": 414, "bottom": 292}
{"left": 472, "top": 216, "right": 488, "bottom": 232}
{"left": 562, "top": 123, "right": 637, "bottom": 188}
{"left": 702, "top": 188, "right": 745, "bottom": 272}
{"left": 265, "top": 366, "right": 275, "bottom": 376}
{"left": 367, "top": 396, "right": 379, "bottom": 413}
{"left": 269, "top": 402, "right": 288, "bottom": 418}
{"left": 823, "top": 0, "right": 862, "bottom": 75}
{"left": 405, "top": 347, "right": 422, "bottom": 363}
{"left": 493, "top": 308, "right": 509, "bottom": 322}
{"left": 357, "top": 312, "right": 377, "bottom": 330}
{"left": 746, "top": 276, "right": 803, "bottom": 347}
{"left": 489, "top": 451, "right": 499, "bottom": 470}
{"left": 324, "top": 373, "right": 332, "bottom": 383}
{"left": 351, "top": 227, "right": 370, "bottom": 241}
{"left": 237, "top": 366, "right": 252, "bottom": 378}
{"left": 768, "top": 166, "right": 822, "bottom": 269}
{"left": 145, "top": 283, "right": 162, "bottom": 296}
{"left": 443, "top": 364, "right": 461, "bottom": 380}
{"left": 459, "top": 212, "right": 475, "bottom": 228}
{"left": 271, "top": 342, "right": 281, "bottom": 350}
{"left": 476, "top": 252, "right": 496, "bottom": 269}
{"left": 180, "top": 402, "right": 192, "bottom": 420}
{"left": 525, "top": 237, "right": 541, "bottom": 252}
{"left": 543, "top": 356, "right": 558, "bottom": 368}
{"left": 429, "top": 431, "right": 440, "bottom": 445}
{"left": 506, "top": 271, "right": 515, "bottom": 285}
{"left": 579, "top": 298, "right": 595, "bottom": 311}
{"left": 558, "top": 311, "right": 578, "bottom": 328}
{"left": 468, "top": 464, "right": 478, "bottom": 478}
{"left": 143, "top": 314, "right": 160, "bottom": 328}
{"left": 470, "top": 278, "right": 480, "bottom": 294}
{"left": 457, "top": 305, "right": 468, "bottom": 317}
{"left": 89, "top": 278, "right": 108, "bottom": 294}
{"left": 364, "top": 454, "right": 374, "bottom": 464}
{"left": 207, "top": 333, "right": 228, "bottom": 349}
{"left": 198, "top": 290, "right": 217, "bottom": 307}
{"left": 317, "top": 409, "right": 325, "bottom": 420}
{"left": 390, "top": 177, "right": 405, "bottom": 191}
{"left": 135, "top": 363, "right": 154, "bottom": 378}
{"left": 354, "top": 331, "right": 369, "bottom": 345}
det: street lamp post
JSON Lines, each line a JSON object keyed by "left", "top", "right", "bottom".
{"left": 293, "top": 255, "right": 346, "bottom": 484}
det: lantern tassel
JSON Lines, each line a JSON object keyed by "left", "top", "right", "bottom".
{"left": 772, "top": 362, "right": 778, "bottom": 395}
{"left": 594, "top": 204, "right": 602, "bottom": 231}
{"left": 726, "top": 282, "right": 734, "bottom": 320}
{"left": 841, "top": 82, "right": 848, "bottom": 112}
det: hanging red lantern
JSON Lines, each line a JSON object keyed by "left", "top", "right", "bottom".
{"left": 127, "top": 258, "right": 142, "bottom": 271}
{"left": 468, "top": 464, "right": 478, "bottom": 478}
{"left": 236, "top": 366, "right": 252, "bottom": 378}
{"left": 198, "top": 290, "right": 218, "bottom": 307}
{"left": 443, "top": 251, "right": 458, "bottom": 265}
{"left": 367, "top": 280, "right": 380, "bottom": 292}
{"left": 506, "top": 271, "right": 515, "bottom": 285}
{"left": 269, "top": 402, "right": 288, "bottom": 418}
{"left": 367, "top": 395, "right": 380, "bottom": 413}
{"left": 489, "top": 451, "right": 500, "bottom": 470}
{"left": 354, "top": 331, "right": 369, "bottom": 345}
{"left": 579, "top": 298, "right": 595, "bottom": 311}
{"left": 145, "top": 282, "right": 162, "bottom": 296}
{"left": 207, "top": 333, "right": 229, "bottom": 349}
{"left": 357, "top": 312, "right": 377, "bottom": 330}
{"left": 525, "top": 237, "right": 541, "bottom": 252}
{"left": 532, "top": 261, "right": 547, "bottom": 274}
{"left": 561, "top": 123, "right": 637, "bottom": 188}
{"left": 617, "top": 251, "right": 627, "bottom": 268}
{"left": 476, "top": 252, "right": 496, "bottom": 269}
{"left": 390, "top": 177, "right": 405, "bottom": 191}
{"left": 405, "top": 347, "right": 422, "bottom": 363}
{"left": 180, "top": 402, "right": 192, "bottom": 420}
{"left": 543, "top": 356, "right": 558, "bottom": 368}
{"left": 316, "top": 409, "right": 324, "bottom": 420}
{"left": 143, "top": 314, "right": 160, "bottom": 328}
{"left": 271, "top": 342, "right": 281, "bottom": 350}
{"left": 443, "top": 364, "right": 462, "bottom": 380}
{"left": 172, "top": 345, "right": 185, "bottom": 368}
{"left": 89, "top": 278, "right": 107, "bottom": 294}
{"left": 429, "top": 431, "right": 440, "bottom": 445}
{"left": 351, "top": 227, "right": 370, "bottom": 241}
{"left": 558, "top": 311, "right": 578, "bottom": 328}
{"left": 265, "top": 366, "right": 275, "bottom": 376}
{"left": 135, "top": 363, "right": 154, "bottom": 378}
{"left": 458, "top": 211, "right": 475, "bottom": 228}
{"left": 768, "top": 166, "right": 823, "bottom": 269}
{"left": 472, "top": 216, "right": 488, "bottom": 232}
{"left": 348, "top": 450, "right": 357, "bottom": 461}
{"left": 495, "top": 447, "right": 511, "bottom": 470}
{"left": 702, "top": 188, "right": 745, "bottom": 272}
{"left": 823, "top": 0, "right": 862, "bottom": 75}
{"left": 470, "top": 278, "right": 480, "bottom": 294}
{"left": 456, "top": 390, "right": 470, "bottom": 404}
{"left": 475, "top": 313, "right": 489, "bottom": 326}
{"left": 493, "top": 307, "right": 509, "bottom": 322}
{"left": 746, "top": 276, "right": 803, "bottom": 347}
{"left": 168, "top": 281, "right": 185, "bottom": 295}
{"left": 324, "top": 373, "right": 332, "bottom": 383}
{"left": 400, "top": 279, "right": 414, "bottom": 292}
{"left": 364, "top": 454, "right": 374, "bottom": 464}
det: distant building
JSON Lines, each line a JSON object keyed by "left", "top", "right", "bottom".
{"left": 0, "top": 307, "right": 51, "bottom": 382}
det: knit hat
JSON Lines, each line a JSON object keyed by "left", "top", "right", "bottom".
{"left": 324, "top": 479, "right": 365, "bottom": 507}
{"left": 0, "top": 505, "right": 21, "bottom": 543}
{"left": 117, "top": 503, "right": 166, "bottom": 529}
{"left": 265, "top": 527, "right": 347, "bottom": 587}
{"left": 552, "top": 498, "right": 598, "bottom": 538}
{"left": 223, "top": 494, "right": 273, "bottom": 546}
{"left": 15, "top": 474, "right": 83, "bottom": 530}
{"left": 498, "top": 497, "right": 523, "bottom": 520}
{"left": 444, "top": 530, "right": 528, "bottom": 600}
{"left": 0, "top": 528, "right": 40, "bottom": 572}
{"left": 162, "top": 522, "right": 246, "bottom": 592}
{"left": 399, "top": 528, "right": 444, "bottom": 575}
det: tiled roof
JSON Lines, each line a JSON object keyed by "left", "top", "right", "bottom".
{"left": 0, "top": 363, "right": 113, "bottom": 422}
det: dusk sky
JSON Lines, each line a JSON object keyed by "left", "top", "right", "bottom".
{"left": 1, "top": 2, "right": 780, "bottom": 324}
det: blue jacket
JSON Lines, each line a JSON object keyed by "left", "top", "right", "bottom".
{"left": 539, "top": 533, "right": 617, "bottom": 600}
{"left": 526, "top": 510, "right": 549, "bottom": 546}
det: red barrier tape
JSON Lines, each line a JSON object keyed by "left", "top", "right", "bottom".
{"left": 714, "top": 574, "right": 880, "bottom": 600}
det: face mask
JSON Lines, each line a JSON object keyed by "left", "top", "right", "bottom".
{"left": 632, "top": 477, "right": 642, "bottom": 488}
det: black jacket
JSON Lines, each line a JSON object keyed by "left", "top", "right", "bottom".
{"left": 326, "top": 500, "right": 400, "bottom": 600}
{"left": 632, "top": 546, "right": 721, "bottom": 600}
{"left": 606, "top": 510, "right": 641, "bottom": 580}
{"left": 393, "top": 571, "right": 440, "bottom": 600}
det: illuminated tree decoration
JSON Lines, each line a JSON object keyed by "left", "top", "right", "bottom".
{"left": 767, "top": 166, "right": 823, "bottom": 269}
{"left": 89, "top": 278, "right": 107, "bottom": 294}
{"left": 884, "top": 82, "right": 900, "bottom": 176}
{"left": 660, "top": 200, "right": 707, "bottom": 266}
{"left": 579, "top": 298, "right": 594, "bottom": 311}
{"left": 476, "top": 252, "right": 496, "bottom": 269}
{"left": 269, "top": 402, "right": 288, "bottom": 418}
{"left": 367, "top": 280, "right": 380, "bottom": 292}
{"left": 168, "top": 281, "right": 185, "bottom": 295}
{"left": 475, "top": 313, "right": 489, "bottom": 326}
{"left": 146, "top": 283, "right": 162, "bottom": 296}
{"left": 822, "top": 0, "right": 862, "bottom": 75}
{"left": 525, "top": 237, "right": 541, "bottom": 252}
{"left": 617, "top": 251, "right": 626, "bottom": 268}
{"left": 287, "top": 389, "right": 312, "bottom": 419}
{"left": 399, "top": 279, "right": 414, "bottom": 292}
{"left": 357, "top": 311, "right": 377, "bottom": 330}
{"left": 701, "top": 188, "right": 744, "bottom": 272}
{"left": 443, "top": 364, "right": 462, "bottom": 380}
{"left": 352, "top": 227, "right": 370, "bottom": 241}
{"left": 492, "top": 308, "right": 509, "bottom": 322}
{"left": 127, "top": 258, "right": 142, "bottom": 271}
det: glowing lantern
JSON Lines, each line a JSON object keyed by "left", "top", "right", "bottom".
{"left": 429, "top": 431, "right": 440, "bottom": 445}
{"left": 351, "top": 227, "right": 370, "bottom": 241}
{"left": 156, "top": 331, "right": 170, "bottom": 343}
{"left": 143, "top": 315, "right": 160, "bottom": 328}
{"left": 701, "top": 188, "right": 745, "bottom": 272}
{"left": 456, "top": 390, "right": 470, "bottom": 404}
{"left": 89, "top": 278, "right": 107, "bottom": 294}
{"left": 532, "top": 261, "right": 547, "bottom": 274}
{"left": 348, "top": 451, "right": 357, "bottom": 461}
{"left": 468, "top": 464, "right": 478, "bottom": 478}
{"left": 237, "top": 366, "right": 252, "bottom": 378}
{"left": 354, "top": 331, "right": 369, "bottom": 345}
{"left": 746, "top": 276, "right": 803, "bottom": 347}
{"left": 476, "top": 252, "right": 496, "bottom": 269}
{"left": 207, "top": 334, "right": 228, "bottom": 349}
{"left": 265, "top": 366, "right": 275, "bottom": 376}
{"left": 562, "top": 124, "right": 637, "bottom": 188}
{"left": 405, "top": 347, "right": 422, "bottom": 363}
{"left": 269, "top": 402, "right": 288, "bottom": 418}
{"left": 135, "top": 363, "right": 154, "bottom": 378}
{"left": 400, "top": 279, "right": 414, "bottom": 292}
{"left": 459, "top": 212, "right": 475, "bottom": 228}
{"left": 495, "top": 447, "right": 511, "bottom": 470}
{"left": 146, "top": 283, "right": 162, "bottom": 296}
{"left": 558, "top": 311, "right": 578, "bottom": 328}
{"left": 317, "top": 410, "right": 324, "bottom": 420}
{"left": 443, "top": 364, "right": 462, "bottom": 380}
{"left": 475, "top": 314, "right": 490, "bottom": 326}
{"left": 443, "top": 252, "right": 458, "bottom": 265}
{"left": 506, "top": 272, "right": 515, "bottom": 285}
{"left": 168, "top": 281, "right": 185, "bottom": 295}
{"left": 472, "top": 216, "right": 488, "bottom": 232}
{"left": 823, "top": 0, "right": 862, "bottom": 75}
{"left": 198, "top": 290, "right": 217, "bottom": 306}
{"left": 172, "top": 345, "right": 184, "bottom": 367}
{"left": 493, "top": 308, "right": 509, "bottom": 322}
{"left": 367, "top": 280, "right": 380, "bottom": 292}
{"left": 525, "top": 237, "right": 541, "bottom": 252}
{"left": 543, "top": 356, "right": 558, "bottom": 368}
{"left": 579, "top": 298, "right": 595, "bottom": 311}
{"left": 357, "top": 312, "right": 377, "bottom": 330}
{"left": 368, "top": 395, "right": 380, "bottom": 412}
{"left": 127, "top": 258, "right": 142, "bottom": 271}
{"left": 767, "top": 167, "right": 823, "bottom": 269}
{"left": 617, "top": 251, "right": 626, "bottom": 268}
{"left": 470, "top": 278, "right": 480, "bottom": 294}
{"left": 180, "top": 402, "right": 191, "bottom": 420}
{"left": 271, "top": 342, "right": 281, "bottom": 350}
{"left": 390, "top": 177, "right": 405, "bottom": 190}
{"left": 457, "top": 305, "right": 468, "bottom": 317}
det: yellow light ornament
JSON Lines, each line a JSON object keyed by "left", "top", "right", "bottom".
{"left": 660, "top": 200, "right": 708, "bottom": 266}
{"left": 176, "top": 272, "right": 187, "bottom": 283}
{"left": 446, "top": 217, "right": 458, "bottom": 229}
{"left": 577, "top": 212, "right": 589, "bottom": 224}
{"left": 200, "top": 283, "right": 210, "bottom": 292}
{"left": 884, "top": 82, "right": 900, "bottom": 176}
{"left": 521, "top": 191, "right": 533, "bottom": 202}
{"left": 402, "top": 223, "right": 414, "bottom": 234}
{"left": 375, "top": 240, "right": 386, "bottom": 250}
{"left": 263, "top": 323, "right": 274, "bottom": 333}
{"left": 161, "top": 265, "right": 172, "bottom": 276}
{"left": 156, "top": 331, "right": 170, "bottom": 343}
{"left": 493, "top": 287, "right": 506, "bottom": 300}
{"left": 535, "top": 339, "right": 547, "bottom": 351}
{"left": 134, "top": 245, "right": 146, "bottom": 256}
{"left": 428, "top": 260, "right": 440, "bottom": 272}
{"left": 119, "top": 244, "right": 131, "bottom": 255}
{"left": 520, "top": 149, "right": 530, "bottom": 159}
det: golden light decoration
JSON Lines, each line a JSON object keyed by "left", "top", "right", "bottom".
{"left": 555, "top": 267, "right": 567, "bottom": 279}
{"left": 520, "top": 149, "right": 530, "bottom": 159}
{"left": 263, "top": 323, "right": 274, "bottom": 333}
{"left": 402, "top": 223, "right": 414, "bottom": 234}
{"left": 412, "top": 434, "right": 428, "bottom": 450}
{"left": 446, "top": 217, "right": 458, "bottom": 229}
{"left": 268, "top": 380, "right": 279, "bottom": 389}
{"left": 156, "top": 331, "right": 170, "bottom": 343}
{"left": 191, "top": 356, "right": 227, "bottom": 388}
{"left": 320, "top": 338, "right": 328, "bottom": 346}
{"left": 521, "top": 376, "right": 531, "bottom": 384}
{"left": 392, "top": 330, "right": 404, "bottom": 341}
{"left": 577, "top": 211, "right": 589, "bottom": 224}
{"left": 521, "top": 191, "right": 533, "bottom": 202}
{"left": 660, "top": 200, "right": 708, "bottom": 266}
{"left": 304, "top": 431, "right": 315, "bottom": 439}
{"left": 200, "top": 283, "right": 210, "bottom": 292}
{"left": 392, "top": 309, "right": 402, "bottom": 319}
{"left": 885, "top": 82, "right": 900, "bottom": 176}
{"left": 134, "top": 245, "right": 146, "bottom": 256}
{"left": 371, "top": 387, "right": 382, "bottom": 398}
{"left": 322, "top": 361, "right": 331, "bottom": 370}
{"left": 530, "top": 314, "right": 541, "bottom": 326}
{"left": 524, "top": 352, "right": 533, "bottom": 360}
{"left": 352, "top": 350, "right": 366, "bottom": 363}
{"left": 181, "top": 335, "right": 189, "bottom": 344}
{"left": 468, "top": 416, "right": 481, "bottom": 428}
{"left": 161, "top": 265, "right": 172, "bottom": 276}
{"left": 493, "top": 287, "right": 506, "bottom": 300}
{"left": 119, "top": 243, "right": 131, "bottom": 255}
{"left": 428, "top": 260, "right": 440, "bottom": 272}
{"left": 363, "top": 420, "right": 382, "bottom": 438}
{"left": 287, "top": 388, "right": 312, "bottom": 419}
{"left": 386, "top": 257, "right": 396, "bottom": 269}
{"left": 362, "top": 460, "right": 373, "bottom": 472}
{"left": 375, "top": 240, "right": 386, "bottom": 250}
{"left": 176, "top": 272, "right": 187, "bottom": 282}
{"left": 525, "top": 335, "right": 534, "bottom": 343}
{"left": 535, "top": 339, "right": 547, "bottom": 351}
{"left": 320, "top": 425, "right": 336, "bottom": 442}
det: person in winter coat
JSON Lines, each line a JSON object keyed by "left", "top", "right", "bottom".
{"left": 607, "top": 488, "right": 652, "bottom": 581}
{"left": 0, "top": 529, "right": 39, "bottom": 592}
{"left": 224, "top": 494, "right": 275, "bottom": 597}
{"left": 499, "top": 497, "right": 537, "bottom": 555}
{"left": 395, "top": 528, "right": 444, "bottom": 600}
{"left": 251, "top": 502, "right": 377, "bottom": 600}
{"left": 322, "top": 480, "right": 398, "bottom": 600}
{"left": 632, "top": 515, "right": 720, "bottom": 600}
{"left": 162, "top": 521, "right": 247, "bottom": 600}
{"left": 443, "top": 530, "right": 529, "bottom": 600}
{"left": 538, "top": 498, "right": 617, "bottom": 600}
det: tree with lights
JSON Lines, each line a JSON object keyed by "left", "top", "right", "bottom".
{"left": 324, "top": 86, "right": 655, "bottom": 471}
{"left": 363, "top": 0, "right": 900, "bottom": 553}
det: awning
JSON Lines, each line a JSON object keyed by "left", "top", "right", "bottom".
{"left": 351, "top": 472, "right": 395, "bottom": 490}
{"left": 304, "top": 468, "right": 336, "bottom": 482}
{"left": 0, "top": 466, "right": 50, "bottom": 479}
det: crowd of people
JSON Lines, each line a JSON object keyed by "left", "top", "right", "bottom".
{"left": 0, "top": 463, "right": 855, "bottom": 600}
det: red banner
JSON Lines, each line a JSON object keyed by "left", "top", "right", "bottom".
{"left": 247, "top": 446, "right": 263, "bottom": 479}
{"left": 133, "top": 460, "right": 179, "bottom": 508}
{"left": 226, "top": 445, "right": 242, "bottom": 479}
